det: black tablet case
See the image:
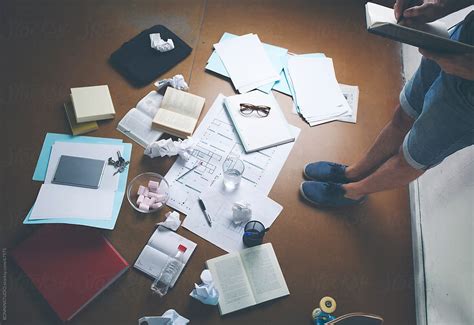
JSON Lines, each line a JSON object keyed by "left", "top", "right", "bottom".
{"left": 109, "top": 25, "right": 192, "bottom": 87}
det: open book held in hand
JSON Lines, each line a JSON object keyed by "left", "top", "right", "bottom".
{"left": 152, "top": 87, "right": 206, "bottom": 138}
{"left": 365, "top": 2, "right": 474, "bottom": 54}
{"left": 206, "top": 243, "right": 289, "bottom": 315}
{"left": 224, "top": 91, "right": 294, "bottom": 153}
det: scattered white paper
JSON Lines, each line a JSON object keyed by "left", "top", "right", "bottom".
{"left": 183, "top": 182, "right": 282, "bottom": 252}
{"left": 138, "top": 309, "right": 189, "bottom": 325}
{"left": 29, "top": 184, "right": 114, "bottom": 220}
{"left": 213, "top": 34, "right": 279, "bottom": 93}
{"left": 150, "top": 33, "right": 175, "bottom": 52}
{"left": 337, "top": 84, "right": 359, "bottom": 123}
{"left": 165, "top": 94, "right": 300, "bottom": 215}
{"left": 156, "top": 211, "right": 181, "bottom": 231}
{"left": 288, "top": 56, "right": 350, "bottom": 122}
{"left": 154, "top": 74, "right": 189, "bottom": 92}
{"left": 189, "top": 269, "right": 219, "bottom": 305}
{"left": 145, "top": 138, "right": 195, "bottom": 160}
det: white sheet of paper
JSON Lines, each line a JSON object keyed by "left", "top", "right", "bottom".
{"left": 44, "top": 142, "right": 123, "bottom": 191}
{"left": 165, "top": 94, "right": 300, "bottom": 215}
{"left": 29, "top": 183, "right": 114, "bottom": 220}
{"left": 214, "top": 34, "right": 280, "bottom": 93}
{"left": 288, "top": 56, "right": 350, "bottom": 121}
{"left": 183, "top": 182, "right": 282, "bottom": 252}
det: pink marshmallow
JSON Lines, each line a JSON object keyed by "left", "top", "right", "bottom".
{"left": 143, "top": 197, "right": 153, "bottom": 206}
{"left": 137, "top": 185, "right": 147, "bottom": 196}
{"left": 138, "top": 203, "right": 150, "bottom": 211}
{"left": 136, "top": 195, "right": 145, "bottom": 205}
{"left": 151, "top": 202, "right": 162, "bottom": 209}
{"left": 148, "top": 180, "right": 160, "bottom": 192}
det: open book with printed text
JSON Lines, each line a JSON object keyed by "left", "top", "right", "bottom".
{"left": 206, "top": 243, "right": 289, "bottom": 315}
{"left": 152, "top": 87, "right": 206, "bottom": 138}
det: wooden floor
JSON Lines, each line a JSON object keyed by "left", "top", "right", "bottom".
{"left": 0, "top": 0, "right": 416, "bottom": 324}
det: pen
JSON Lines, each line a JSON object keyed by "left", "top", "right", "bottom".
{"left": 198, "top": 198, "right": 212, "bottom": 227}
{"left": 175, "top": 162, "right": 202, "bottom": 181}
{"left": 397, "top": 0, "right": 417, "bottom": 23}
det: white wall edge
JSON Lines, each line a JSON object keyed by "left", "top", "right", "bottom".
{"left": 409, "top": 179, "right": 427, "bottom": 325}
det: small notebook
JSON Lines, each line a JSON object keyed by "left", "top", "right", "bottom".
{"left": 152, "top": 87, "right": 205, "bottom": 138}
{"left": 206, "top": 243, "right": 289, "bottom": 315}
{"left": 12, "top": 225, "right": 129, "bottom": 322}
{"left": 224, "top": 91, "right": 294, "bottom": 153}
{"left": 71, "top": 85, "right": 116, "bottom": 123}
{"left": 365, "top": 2, "right": 474, "bottom": 54}
{"left": 134, "top": 227, "right": 197, "bottom": 287}
{"left": 52, "top": 155, "right": 106, "bottom": 189}
{"left": 64, "top": 100, "right": 98, "bottom": 135}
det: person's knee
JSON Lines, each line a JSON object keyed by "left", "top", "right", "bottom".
{"left": 391, "top": 105, "right": 415, "bottom": 133}
{"left": 397, "top": 146, "right": 425, "bottom": 177}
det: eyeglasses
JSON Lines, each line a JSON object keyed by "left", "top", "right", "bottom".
{"left": 239, "top": 103, "right": 271, "bottom": 117}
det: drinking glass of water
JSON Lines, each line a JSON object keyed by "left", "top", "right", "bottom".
{"left": 222, "top": 156, "right": 245, "bottom": 190}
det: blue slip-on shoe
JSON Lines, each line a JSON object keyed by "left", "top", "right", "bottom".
{"left": 299, "top": 181, "right": 366, "bottom": 208}
{"left": 303, "top": 161, "right": 351, "bottom": 183}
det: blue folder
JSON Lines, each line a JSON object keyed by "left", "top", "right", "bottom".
{"left": 25, "top": 133, "right": 131, "bottom": 230}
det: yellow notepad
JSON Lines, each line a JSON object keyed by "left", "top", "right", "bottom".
{"left": 70, "top": 85, "right": 116, "bottom": 123}
{"left": 64, "top": 100, "right": 98, "bottom": 136}
{"left": 152, "top": 87, "right": 205, "bottom": 138}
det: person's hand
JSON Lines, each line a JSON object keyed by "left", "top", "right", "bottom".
{"left": 419, "top": 48, "right": 474, "bottom": 80}
{"left": 394, "top": 0, "right": 471, "bottom": 24}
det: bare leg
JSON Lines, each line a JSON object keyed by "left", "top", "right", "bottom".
{"left": 343, "top": 148, "right": 424, "bottom": 200}
{"left": 345, "top": 105, "right": 415, "bottom": 180}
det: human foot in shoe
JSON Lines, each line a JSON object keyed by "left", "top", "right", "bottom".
{"left": 303, "top": 161, "right": 351, "bottom": 183}
{"left": 300, "top": 181, "right": 366, "bottom": 208}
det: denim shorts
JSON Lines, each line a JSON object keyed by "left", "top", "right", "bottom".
{"left": 400, "top": 23, "right": 474, "bottom": 170}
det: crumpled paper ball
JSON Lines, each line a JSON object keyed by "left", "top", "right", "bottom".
{"left": 150, "top": 33, "right": 175, "bottom": 52}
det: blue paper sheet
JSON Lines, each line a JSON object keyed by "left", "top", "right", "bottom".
{"left": 26, "top": 133, "right": 131, "bottom": 230}
{"left": 206, "top": 32, "right": 288, "bottom": 94}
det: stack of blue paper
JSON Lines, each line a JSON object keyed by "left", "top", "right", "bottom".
{"left": 23, "top": 133, "right": 131, "bottom": 230}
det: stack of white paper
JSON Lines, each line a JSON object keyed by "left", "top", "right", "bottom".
{"left": 287, "top": 56, "right": 352, "bottom": 126}
{"left": 213, "top": 34, "right": 280, "bottom": 93}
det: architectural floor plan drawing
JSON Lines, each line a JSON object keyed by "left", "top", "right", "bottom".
{"left": 165, "top": 94, "right": 300, "bottom": 215}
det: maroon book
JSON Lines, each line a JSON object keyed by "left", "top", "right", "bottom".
{"left": 12, "top": 225, "right": 129, "bottom": 321}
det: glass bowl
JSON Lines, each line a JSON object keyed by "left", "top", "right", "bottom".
{"left": 127, "top": 172, "right": 170, "bottom": 214}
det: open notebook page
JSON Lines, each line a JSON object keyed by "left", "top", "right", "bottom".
{"left": 207, "top": 252, "right": 256, "bottom": 314}
{"left": 240, "top": 243, "right": 289, "bottom": 304}
{"left": 134, "top": 227, "right": 196, "bottom": 287}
